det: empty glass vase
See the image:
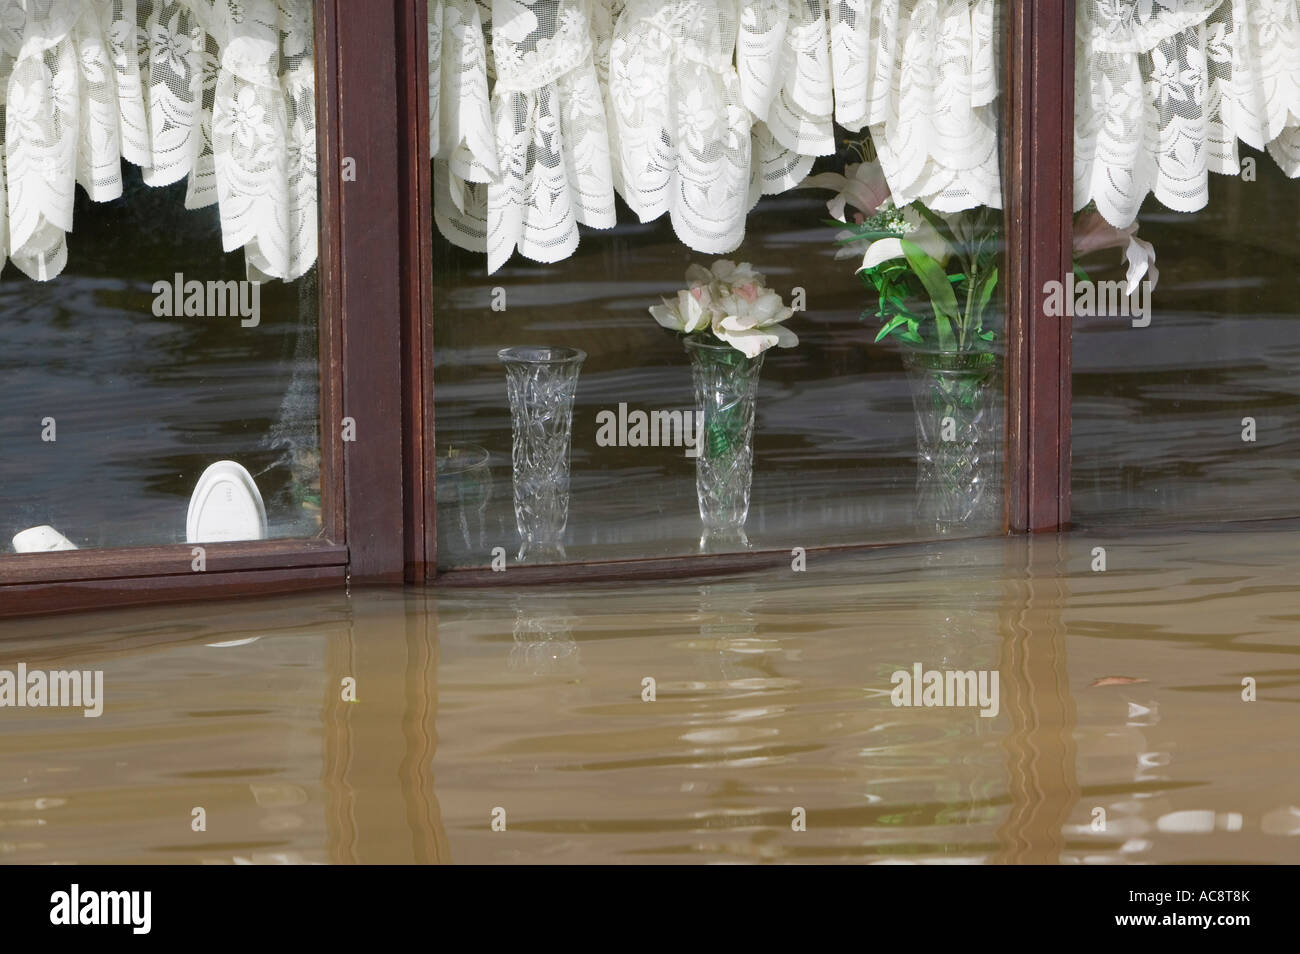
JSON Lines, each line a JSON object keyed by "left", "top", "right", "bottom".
{"left": 499, "top": 346, "right": 585, "bottom": 561}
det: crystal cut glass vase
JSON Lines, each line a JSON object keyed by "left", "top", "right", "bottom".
{"left": 901, "top": 348, "right": 1000, "bottom": 536}
{"left": 685, "top": 339, "right": 763, "bottom": 546}
{"left": 499, "top": 346, "right": 585, "bottom": 561}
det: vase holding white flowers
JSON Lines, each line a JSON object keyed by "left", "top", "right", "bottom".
{"left": 651, "top": 260, "right": 798, "bottom": 544}
{"left": 805, "top": 137, "right": 1160, "bottom": 535}
{"left": 805, "top": 145, "right": 1004, "bottom": 533}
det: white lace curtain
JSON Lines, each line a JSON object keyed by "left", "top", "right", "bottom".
{"left": 1, "top": 0, "right": 316, "bottom": 283}
{"left": 430, "top": 0, "right": 1001, "bottom": 273}
{"left": 431, "top": 0, "right": 1300, "bottom": 272}
{"left": 1077, "top": 0, "right": 1300, "bottom": 224}
{"left": 6, "top": 1, "right": 1293, "bottom": 282}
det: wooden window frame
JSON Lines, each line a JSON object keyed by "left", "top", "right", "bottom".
{"left": 405, "top": 0, "right": 1076, "bottom": 587}
{"left": 0, "top": 0, "right": 406, "bottom": 617}
{"left": 1, "top": 0, "right": 1077, "bottom": 616}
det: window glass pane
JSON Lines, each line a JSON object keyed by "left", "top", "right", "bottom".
{"left": 0, "top": 1, "right": 322, "bottom": 554}
{"left": 430, "top": 0, "right": 1008, "bottom": 568}
{"left": 1071, "top": 2, "right": 1300, "bottom": 526}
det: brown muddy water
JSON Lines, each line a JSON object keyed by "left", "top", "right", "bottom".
{"left": 0, "top": 527, "right": 1297, "bottom": 865}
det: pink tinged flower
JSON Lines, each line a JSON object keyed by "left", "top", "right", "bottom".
{"left": 736, "top": 283, "right": 759, "bottom": 303}
{"left": 801, "top": 158, "right": 892, "bottom": 222}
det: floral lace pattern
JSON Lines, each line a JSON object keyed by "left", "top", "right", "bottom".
{"left": 433, "top": 0, "right": 615, "bottom": 271}
{"left": 1, "top": 0, "right": 316, "bottom": 283}
{"left": 864, "top": 0, "right": 1001, "bottom": 212}
{"left": 431, "top": 0, "right": 1008, "bottom": 271}
{"left": 1077, "top": 0, "right": 1300, "bottom": 226}
{"left": 433, "top": 0, "right": 1300, "bottom": 270}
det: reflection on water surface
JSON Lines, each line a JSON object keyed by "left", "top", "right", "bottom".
{"left": 0, "top": 527, "right": 1297, "bottom": 864}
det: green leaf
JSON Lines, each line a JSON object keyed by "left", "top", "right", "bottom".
{"left": 835, "top": 228, "right": 904, "bottom": 245}
{"left": 978, "top": 266, "right": 999, "bottom": 312}
{"left": 878, "top": 312, "right": 914, "bottom": 337}
{"left": 884, "top": 292, "right": 922, "bottom": 316}
{"left": 900, "top": 239, "right": 958, "bottom": 351}
{"left": 878, "top": 315, "right": 909, "bottom": 343}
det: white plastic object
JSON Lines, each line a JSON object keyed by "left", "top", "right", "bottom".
{"left": 186, "top": 461, "right": 268, "bottom": 544}
{"left": 12, "top": 525, "right": 78, "bottom": 552}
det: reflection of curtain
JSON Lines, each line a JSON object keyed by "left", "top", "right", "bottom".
{"left": 430, "top": 0, "right": 1003, "bottom": 272}
{"left": 0, "top": 0, "right": 315, "bottom": 283}
{"left": 1078, "top": 0, "right": 1300, "bottom": 227}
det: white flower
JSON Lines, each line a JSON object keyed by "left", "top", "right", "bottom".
{"left": 287, "top": 118, "right": 317, "bottom": 179}
{"left": 801, "top": 159, "right": 892, "bottom": 222}
{"left": 708, "top": 259, "right": 764, "bottom": 288}
{"left": 1073, "top": 208, "right": 1160, "bottom": 295}
{"left": 860, "top": 208, "right": 952, "bottom": 271}
{"left": 650, "top": 286, "right": 713, "bottom": 334}
{"left": 219, "top": 86, "right": 267, "bottom": 152}
{"left": 650, "top": 260, "right": 799, "bottom": 357}
{"left": 680, "top": 86, "right": 723, "bottom": 153}
{"left": 713, "top": 285, "right": 798, "bottom": 357}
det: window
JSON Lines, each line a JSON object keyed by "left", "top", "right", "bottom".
{"left": 1070, "top": 0, "right": 1300, "bottom": 526}
{"left": 0, "top": 1, "right": 325, "bottom": 548}
{"left": 427, "top": 0, "right": 1011, "bottom": 573}
{"left": 0, "top": 0, "right": 398, "bottom": 616}
{"left": 5, "top": 1, "right": 1294, "bottom": 616}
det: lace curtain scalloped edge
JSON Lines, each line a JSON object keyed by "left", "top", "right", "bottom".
{"left": 433, "top": 0, "right": 1300, "bottom": 273}
{"left": 1076, "top": 0, "right": 1300, "bottom": 228}
{"left": 430, "top": 0, "right": 1006, "bottom": 274}
{"left": 0, "top": 0, "right": 317, "bottom": 284}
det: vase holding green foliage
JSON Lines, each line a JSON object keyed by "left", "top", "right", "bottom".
{"left": 861, "top": 203, "right": 1003, "bottom": 533}
{"left": 651, "top": 261, "right": 798, "bottom": 545}
{"left": 806, "top": 140, "right": 1162, "bottom": 534}
{"left": 806, "top": 146, "right": 1002, "bottom": 534}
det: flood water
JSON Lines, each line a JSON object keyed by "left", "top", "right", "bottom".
{"left": 0, "top": 526, "right": 1296, "bottom": 864}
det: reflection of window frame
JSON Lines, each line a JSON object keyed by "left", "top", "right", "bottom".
{"left": 0, "top": 1, "right": 408, "bottom": 616}
{"left": 406, "top": 0, "right": 1078, "bottom": 584}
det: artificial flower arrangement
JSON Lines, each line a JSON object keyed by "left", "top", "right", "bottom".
{"left": 800, "top": 133, "right": 1161, "bottom": 531}
{"left": 803, "top": 135, "right": 1159, "bottom": 355}
{"left": 649, "top": 260, "right": 798, "bottom": 358}
{"left": 648, "top": 260, "right": 798, "bottom": 540}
